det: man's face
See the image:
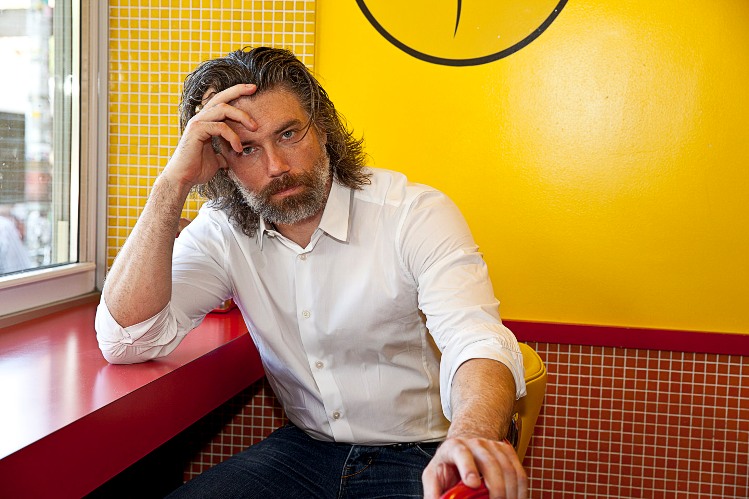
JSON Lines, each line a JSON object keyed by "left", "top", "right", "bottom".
{"left": 219, "top": 87, "right": 331, "bottom": 226}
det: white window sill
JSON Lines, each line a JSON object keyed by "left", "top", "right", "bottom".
{"left": 0, "top": 262, "right": 97, "bottom": 318}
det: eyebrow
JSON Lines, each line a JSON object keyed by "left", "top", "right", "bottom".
{"left": 236, "top": 117, "right": 312, "bottom": 147}
{"left": 272, "top": 118, "right": 305, "bottom": 136}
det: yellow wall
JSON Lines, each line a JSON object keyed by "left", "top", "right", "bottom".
{"left": 107, "top": 0, "right": 316, "bottom": 265}
{"left": 315, "top": 1, "right": 749, "bottom": 334}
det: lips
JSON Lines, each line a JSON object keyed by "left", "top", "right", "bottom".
{"left": 266, "top": 174, "right": 309, "bottom": 197}
{"left": 273, "top": 185, "right": 304, "bottom": 197}
{"left": 270, "top": 180, "right": 303, "bottom": 196}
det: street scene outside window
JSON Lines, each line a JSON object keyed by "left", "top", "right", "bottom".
{"left": 0, "top": 0, "right": 75, "bottom": 276}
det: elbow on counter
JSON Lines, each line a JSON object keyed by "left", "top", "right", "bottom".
{"left": 95, "top": 330, "right": 176, "bottom": 365}
{"left": 94, "top": 300, "right": 184, "bottom": 365}
{"left": 100, "top": 351, "right": 135, "bottom": 365}
{"left": 95, "top": 324, "right": 147, "bottom": 364}
{"left": 94, "top": 300, "right": 153, "bottom": 365}
{"left": 95, "top": 300, "right": 135, "bottom": 364}
{"left": 96, "top": 338, "right": 139, "bottom": 365}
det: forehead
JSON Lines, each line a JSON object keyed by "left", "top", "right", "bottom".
{"left": 230, "top": 87, "right": 308, "bottom": 128}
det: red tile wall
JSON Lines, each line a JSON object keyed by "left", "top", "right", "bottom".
{"left": 183, "top": 378, "right": 287, "bottom": 481}
{"left": 524, "top": 342, "right": 748, "bottom": 498}
{"left": 183, "top": 343, "right": 749, "bottom": 498}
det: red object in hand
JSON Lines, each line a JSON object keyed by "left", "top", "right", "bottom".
{"left": 440, "top": 480, "right": 489, "bottom": 499}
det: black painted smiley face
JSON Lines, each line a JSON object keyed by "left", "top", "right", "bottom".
{"left": 357, "top": 0, "right": 568, "bottom": 66}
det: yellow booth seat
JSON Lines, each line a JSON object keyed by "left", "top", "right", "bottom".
{"left": 514, "top": 343, "right": 547, "bottom": 462}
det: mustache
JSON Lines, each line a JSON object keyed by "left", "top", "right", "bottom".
{"left": 262, "top": 170, "right": 316, "bottom": 196}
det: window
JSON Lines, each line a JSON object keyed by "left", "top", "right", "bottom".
{"left": 0, "top": 0, "right": 105, "bottom": 318}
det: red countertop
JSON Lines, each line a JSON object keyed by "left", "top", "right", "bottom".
{"left": 0, "top": 299, "right": 262, "bottom": 499}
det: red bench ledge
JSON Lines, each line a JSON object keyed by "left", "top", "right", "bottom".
{"left": 0, "top": 298, "right": 261, "bottom": 499}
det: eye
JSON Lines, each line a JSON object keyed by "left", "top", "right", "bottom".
{"left": 241, "top": 145, "right": 257, "bottom": 156}
{"left": 281, "top": 130, "right": 295, "bottom": 140}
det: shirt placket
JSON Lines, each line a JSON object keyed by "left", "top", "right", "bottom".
{"left": 294, "top": 246, "right": 354, "bottom": 442}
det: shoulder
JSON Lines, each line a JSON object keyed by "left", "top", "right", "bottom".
{"left": 177, "top": 203, "right": 236, "bottom": 247}
{"left": 356, "top": 167, "right": 444, "bottom": 209}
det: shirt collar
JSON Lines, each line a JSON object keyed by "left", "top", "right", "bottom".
{"left": 317, "top": 180, "right": 351, "bottom": 243}
{"left": 256, "top": 180, "right": 352, "bottom": 249}
{"left": 257, "top": 217, "right": 274, "bottom": 250}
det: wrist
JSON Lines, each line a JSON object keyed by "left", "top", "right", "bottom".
{"left": 153, "top": 172, "right": 195, "bottom": 205}
{"left": 447, "top": 427, "right": 502, "bottom": 441}
{"left": 156, "top": 169, "right": 195, "bottom": 194}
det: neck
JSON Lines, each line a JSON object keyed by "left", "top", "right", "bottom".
{"left": 274, "top": 211, "right": 323, "bottom": 248}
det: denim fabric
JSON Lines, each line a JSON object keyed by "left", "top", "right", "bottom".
{"left": 167, "top": 424, "right": 440, "bottom": 499}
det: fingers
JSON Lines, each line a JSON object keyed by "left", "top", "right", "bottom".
{"left": 194, "top": 102, "right": 258, "bottom": 138}
{"left": 477, "top": 440, "right": 527, "bottom": 498}
{"left": 204, "top": 82, "right": 257, "bottom": 107}
{"left": 165, "top": 83, "right": 258, "bottom": 187}
{"left": 423, "top": 437, "right": 528, "bottom": 499}
{"left": 190, "top": 120, "right": 244, "bottom": 154}
{"left": 194, "top": 83, "right": 258, "bottom": 133}
{"left": 422, "top": 458, "right": 461, "bottom": 499}
{"left": 449, "top": 441, "right": 484, "bottom": 488}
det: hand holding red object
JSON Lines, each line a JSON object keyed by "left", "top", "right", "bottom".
{"left": 440, "top": 480, "right": 489, "bottom": 499}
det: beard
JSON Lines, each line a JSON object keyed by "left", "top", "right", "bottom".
{"left": 227, "top": 154, "right": 331, "bottom": 226}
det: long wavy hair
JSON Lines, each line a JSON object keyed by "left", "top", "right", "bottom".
{"left": 178, "top": 46, "right": 370, "bottom": 236}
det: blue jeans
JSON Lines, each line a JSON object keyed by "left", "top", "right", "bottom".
{"left": 167, "top": 424, "right": 441, "bottom": 498}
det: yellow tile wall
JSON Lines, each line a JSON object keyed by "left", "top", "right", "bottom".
{"left": 107, "top": 1, "right": 316, "bottom": 267}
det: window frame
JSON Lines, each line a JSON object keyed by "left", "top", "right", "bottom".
{"left": 0, "top": 0, "right": 107, "bottom": 320}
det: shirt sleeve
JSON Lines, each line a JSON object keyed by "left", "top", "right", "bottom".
{"left": 397, "top": 189, "right": 527, "bottom": 420}
{"left": 95, "top": 207, "right": 233, "bottom": 364}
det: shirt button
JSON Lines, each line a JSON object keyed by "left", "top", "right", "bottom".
{"left": 332, "top": 411, "right": 341, "bottom": 420}
{"left": 302, "top": 310, "right": 311, "bottom": 319}
{"left": 298, "top": 254, "right": 307, "bottom": 261}
{"left": 315, "top": 361, "right": 324, "bottom": 369}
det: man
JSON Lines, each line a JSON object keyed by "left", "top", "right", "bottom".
{"left": 96, "top": 47, "right": 528, "bottom": 498}
{"left": 0, "top": 211, "right": 33, "bottom": 274}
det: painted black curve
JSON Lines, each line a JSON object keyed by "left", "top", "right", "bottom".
{"left": 356, "top": 0, "right": 569, "bottom": 67}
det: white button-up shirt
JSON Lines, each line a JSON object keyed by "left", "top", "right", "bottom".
{"left": 96, "top": 168, "right": 526, "bottom": 444}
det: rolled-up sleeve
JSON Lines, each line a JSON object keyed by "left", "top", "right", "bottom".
{"left": 95, "top": 206, "right": 233, "bottom": 364}
{"left": 95, "top": 299, "right": 186, "bottom": 364}
{"left": 398, "top": 190, "right": 526, "bottom": 420}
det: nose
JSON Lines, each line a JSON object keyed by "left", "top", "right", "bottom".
{"left": 265, "top": 145, "right": 291, "bottom": 177}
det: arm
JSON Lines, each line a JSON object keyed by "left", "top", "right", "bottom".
{"left": 449, "top": 358, "right": 516, "bottom": 442}
{"left": 395, "top": 189, "right": 527, "bottom": 497}
{"left": 101, "top": 84, "right": 258, "bottom": 328}
{"left": 422, "top": 359, "right": 528, "bottom": 499}
{"left": 102, "top": 175, "right": 191, "bottom": 327}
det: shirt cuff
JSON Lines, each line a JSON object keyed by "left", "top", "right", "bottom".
{"left": 94, "top": 298, "right": 173, "bottom": 363}
{"left": 440, "top": 325, "right": 527, "bottom": 421}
